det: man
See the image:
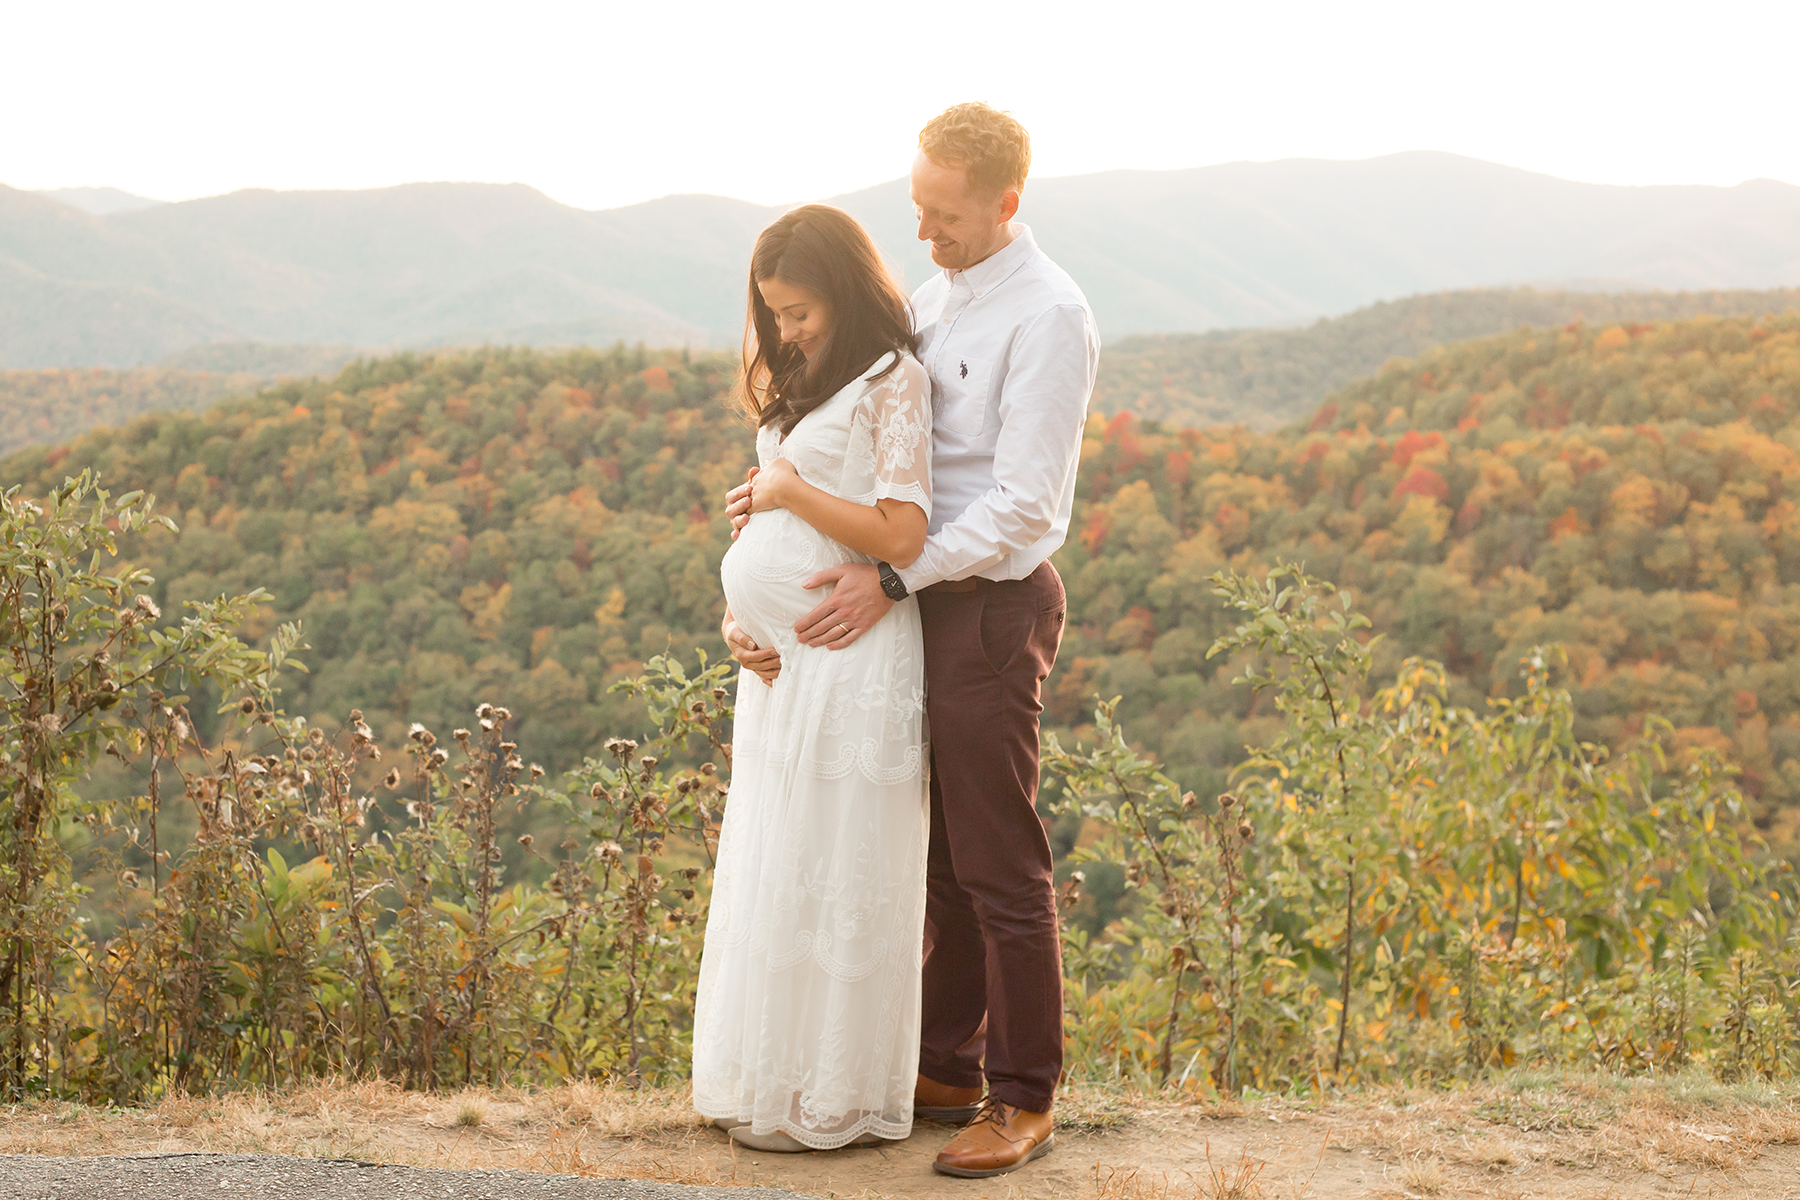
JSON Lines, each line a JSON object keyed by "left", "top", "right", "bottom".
{"left": 725, "top": 102, "right": 1098, "bottom": 1179}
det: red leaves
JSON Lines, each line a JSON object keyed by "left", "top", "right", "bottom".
{"left": 1394, "top": 466, "right": 1450, "bottom": 502}
{"left": 1080, "top": 506, "right": 1112, "bottom": 553}
{"left": 1547, "top": 507, "right": 1584, "bottom": 540}
{"left": 1389, "top": 430, "right": 1444, "bottom": 471}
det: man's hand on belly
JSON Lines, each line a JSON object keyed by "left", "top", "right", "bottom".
{"left": 723, "top": 613, "right": 780, "bottom": 685}
{"left": 796, "top": 563, "right": 894, "bottom": 650}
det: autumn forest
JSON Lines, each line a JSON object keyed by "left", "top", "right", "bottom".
{"left": 7, "top": 313, "right": 1800, "bottom": 837}
{"left": 6, "top": 302, "right": 1800, "bottom": 1097}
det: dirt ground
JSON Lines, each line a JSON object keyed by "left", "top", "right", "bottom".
{"left": 2, "top": 1074, "right": 1798, "bottom": 1199}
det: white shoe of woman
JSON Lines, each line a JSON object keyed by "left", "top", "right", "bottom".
{"left": 728, "top": 1127, "right": 812, "bottom": 1152}
{"left": 727, "top": 1127, "right": 891, "bottom": 1152}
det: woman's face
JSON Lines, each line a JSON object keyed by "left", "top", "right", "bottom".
{"left": 757, "top": 277, "right": 830, "bottom": 360}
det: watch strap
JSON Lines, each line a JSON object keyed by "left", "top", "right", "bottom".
{"left": 877, "top": 561, "right": 909, "bottom": 601}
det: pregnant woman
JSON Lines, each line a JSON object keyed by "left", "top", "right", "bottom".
{"left": 693, "top": 205, "right": 933, "bottom": 1152}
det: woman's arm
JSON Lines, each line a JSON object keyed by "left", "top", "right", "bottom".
{"left": 749, "top": 458, "right": 926, "bottom": 567}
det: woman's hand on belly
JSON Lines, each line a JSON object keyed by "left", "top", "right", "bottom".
{"left": 725, "top": 466, "right": 757, "bottom": 540}
{"left": 748, "top": 458, "right": 799, "bottom": 513}
{"left": 723, "top": 610, "right": 781, "bottom": 685}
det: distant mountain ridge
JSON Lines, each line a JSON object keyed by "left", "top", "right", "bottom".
{"left": 39, "top": 187, "right": 165, "bottom": 215}
{"left": 11, "top": 286, "right": 1800, "bottom": 461}
{"left": 5, "top": 152, "right": 1800, "bottom": 368}
{"left": 1092, "top": 285, "right": 1800, "bottom": 430}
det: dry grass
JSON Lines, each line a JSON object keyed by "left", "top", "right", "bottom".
{"left": 1399, "top": 1153, "right": 1446, "bottom": 1194}
{"left": 1091, "top": 1146, "right": 1269, "bottom": 1200}
{"left": 0, "top": 1078, "right": 715, "bottom": 1183}
{"left": 1, "top": 1071, "right": 1798, "bottom": 1198}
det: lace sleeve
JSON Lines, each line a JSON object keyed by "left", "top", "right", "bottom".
{"left": 866, "top": 356, "right": 932, "bottom": 519}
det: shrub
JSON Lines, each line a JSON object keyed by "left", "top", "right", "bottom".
{"left": 1046, "top": 564, "right": 1793, "bottom": 1093}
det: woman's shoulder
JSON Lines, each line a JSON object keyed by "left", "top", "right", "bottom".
{"left": 864, "top": 349, "right": 929, "bottom": 399}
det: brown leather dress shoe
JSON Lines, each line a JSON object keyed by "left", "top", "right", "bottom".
{"left": 931, "top": 1098, "right": 1054, "bottom": 1178}
{"left": 914, "top": 1072, "right": 984, "bottom": 1124}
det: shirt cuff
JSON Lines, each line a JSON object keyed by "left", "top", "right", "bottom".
{"left": 895, "top": 556, "right": 939, "bottom": 595}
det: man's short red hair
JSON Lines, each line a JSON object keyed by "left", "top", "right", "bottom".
{"left": 918, "top": 102, "right": 1031, "bottom": 197}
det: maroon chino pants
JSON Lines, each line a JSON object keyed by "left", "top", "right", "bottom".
{"left": 916, "top": 561, "right": 1066, "bottom": 1114}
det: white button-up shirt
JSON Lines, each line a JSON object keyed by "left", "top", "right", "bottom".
{"left": 895, "top": 224, "right": 1100, "bottom": 591}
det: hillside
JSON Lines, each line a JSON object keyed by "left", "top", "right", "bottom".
{"left": 39, "top": 186, "right": 164, "bottom": 215}
{"left": 6, "top": 151, "right": 1800, "bottom": 367}
{"left": 0, "top": 367, "right": 267, "bottom": 457}
{"left": 1090, "top": 285, "right": 1800, "bottom": 429}
{"left": 0, "top": 346, "right": 367, "bottom": 457}
{"left": 155, "top": 342, "right": 364, "bottom": 375}
{"left": 6, "top": 315, "right": 1800, "bottom": 848}
{"left": 0, "top": 346, "right": 748, "bottom": 772}
{"left": 10, "top": 289, "right": 1797, "bottom": 462}
{"left": 1062, "top": 311, "right": 1800, "bottom": 843}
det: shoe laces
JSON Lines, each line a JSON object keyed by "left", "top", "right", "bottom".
{"left": 971, "top": 1095, "right": 1010, "bottom": 1128}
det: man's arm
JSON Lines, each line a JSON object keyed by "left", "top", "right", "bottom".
{"left": 896, "top": 303, "right": 1096, "bottom": 592}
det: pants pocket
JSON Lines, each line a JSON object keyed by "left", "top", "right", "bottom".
{"left": 978, "top": 592, "right": 1036, "bottom": 676}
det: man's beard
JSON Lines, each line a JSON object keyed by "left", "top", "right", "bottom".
{"left": 930, "top": 242, "right": 972, "bottom": 269}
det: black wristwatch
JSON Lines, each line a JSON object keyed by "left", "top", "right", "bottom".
{"left": 877, "top": 561, "right": 910, "bottom": 601}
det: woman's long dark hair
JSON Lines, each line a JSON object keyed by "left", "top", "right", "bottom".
{"left": 740, "top": 205, "right": 917, "bottom": 436}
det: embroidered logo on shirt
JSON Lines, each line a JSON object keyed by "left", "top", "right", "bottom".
{"left": 959, "top": 360, "right": 968, "bottom": 379}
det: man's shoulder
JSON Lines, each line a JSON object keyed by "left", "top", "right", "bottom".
{"left": 1014, "top": 245, "right": 1091, "bottom": 317}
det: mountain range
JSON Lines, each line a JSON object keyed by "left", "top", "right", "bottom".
{"left": 6, "top": 151, "right": 1800, "bottom": 368}
{"left": 1093, "top": 285, "right": 1800, "bottom": 429}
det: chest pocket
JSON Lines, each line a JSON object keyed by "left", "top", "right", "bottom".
{"left": 934, "top": 352, "right": 992, "bottom": 438}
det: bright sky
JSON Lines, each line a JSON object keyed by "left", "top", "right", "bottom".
{"left": 7, "top": 0, "right": 1798, "bottom": 211}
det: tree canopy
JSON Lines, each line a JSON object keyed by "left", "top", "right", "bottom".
{"left": 7, "top": 313, "right": 1800, "bottom": 848}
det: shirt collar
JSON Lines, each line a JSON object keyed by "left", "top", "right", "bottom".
{"left": 945, "top": 222, "right": 1036, "bottom": 296}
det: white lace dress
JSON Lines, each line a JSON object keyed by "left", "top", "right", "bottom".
{"left": 694, "top": 351, "right": 932, "bottom": 1149}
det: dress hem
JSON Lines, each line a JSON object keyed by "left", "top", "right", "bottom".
{"left": 693, "top": 1099, "right": 913, "bottom": 1150}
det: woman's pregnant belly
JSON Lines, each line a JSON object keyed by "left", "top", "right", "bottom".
{"left": 720, "top": 510, "right": 854, "bottom": 651}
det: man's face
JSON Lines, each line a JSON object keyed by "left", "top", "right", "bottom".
{"left": 910, "top": 152, "right": 1019, "bottom": 271}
